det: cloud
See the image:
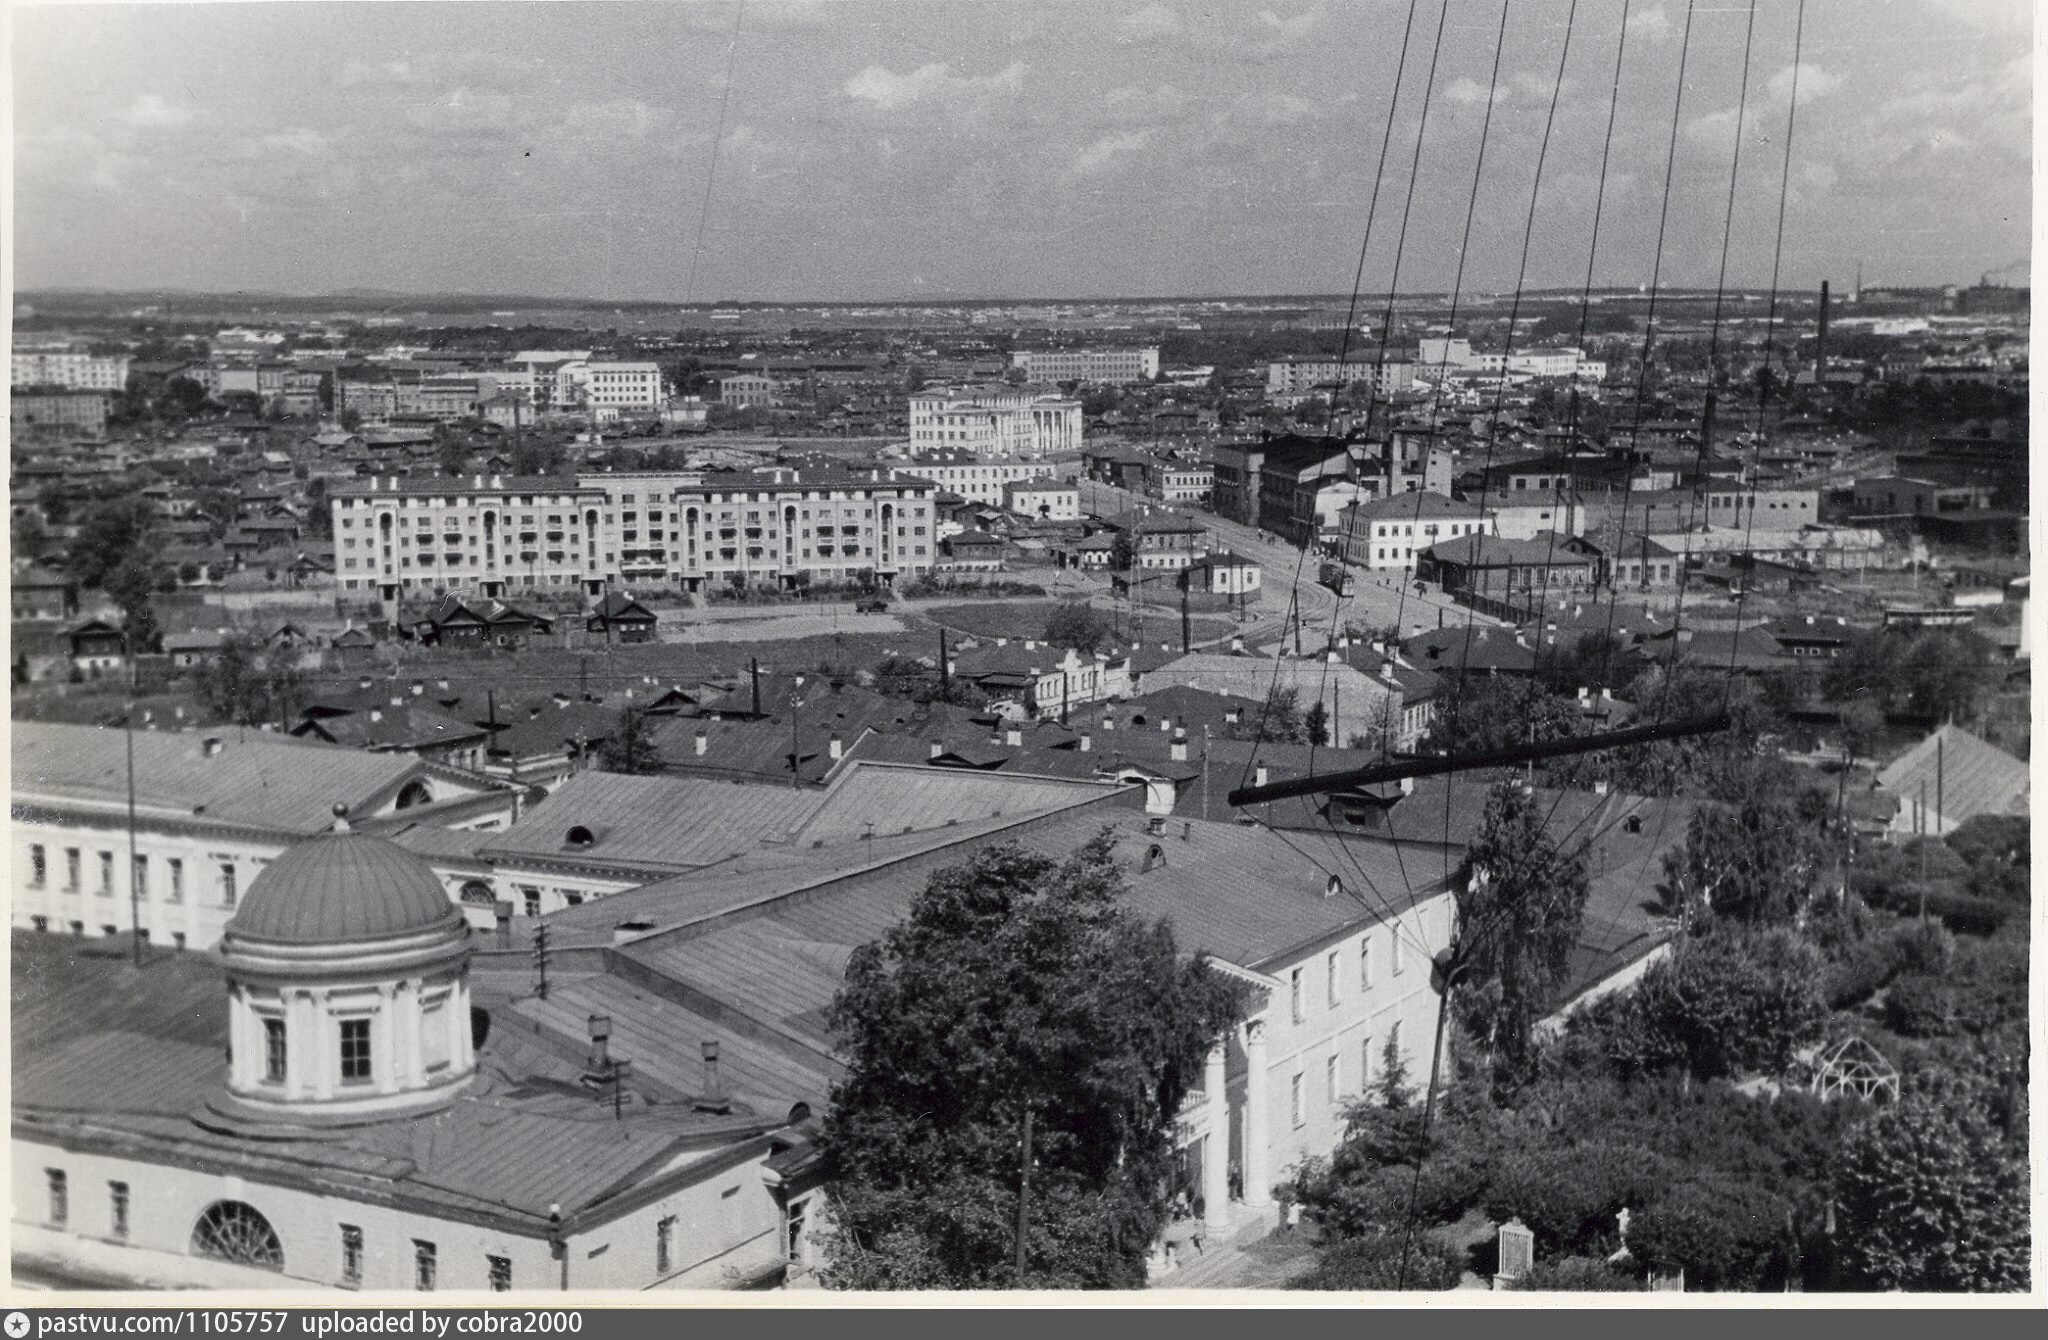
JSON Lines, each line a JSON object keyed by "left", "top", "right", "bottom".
{"left": 125, "top": 94, "right": 193, "bottom": 128}
{"left": 1626, "top": 7, "right": 1673, "bottom": 40}
{"left": 1104, "top": 83, "right": 1193, "bottom": 124}
{"left": 1119, "top": 3, "right": 1181, "bottom": 41}
{"left": 1221, "top": 91, "right": 1321, "bottom": 127}
{"left": 1253, "top": 6, "right": 1324, "bottom": 51}
{"left": 559, "top": 98, "right": 682, "bottom": 142}
{"left": 403, "top": 87, "right": 519, "bottom": 136}
{"left": 260, "top": 128, "right": 334, "bottom": 156}
{"left": 843, "top": 61, "right": 1026, "bottom": 111}
{"left": 1444, "top": 77, "right": 1497, "bottom": 106}
{"left": 1769, "top": 62, "right": 1842, "bottom": 103}
{"left": 1072, "top": 128, "right": 1155, "bottom": 176}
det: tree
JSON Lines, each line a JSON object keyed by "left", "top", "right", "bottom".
{"left": 1833, "top": 1099, "right": 2030, "bottom": 1292}
{"left": 1654, "top": 792, "right": 1829, "bottom": 927}
{"left": 1454, "top": 783, "right": 1590, "bottom": 1084}
{"left": 817, "top": 834, "right": 1245, "bottom": 1289}
{"left": 1042, "top": 602, "right": 1111, "bottom": 654}
{"left": 1226, "top": 686, "right": 1307, "bottom": 745}
{"left": 598, "top": 705, "right": 663, "bottom": 775}
{"left": 103, "top": 556, "right": 162, "bottom": 655}
{"left": 1424, "top": 677, "right": 1579, "bottom": 758}
{"left": 69, "top": 499, "right": 158, "bottom": 589}
{"left": 1595, "top": 929, "right": 1827, "bottom": 1081}
{"left": 1303, "top": 700, "right": 1331, "bottom": 748}
{"left": 193, "top": 634, "right": 305, "bottom": 727}
{"left": 1109, "top": 530, "right": 1138, "bottom": 572}
{"left": 1837, "top": 697, "right": 1885, "bottom": 762}
{"left": 338, "top": 407, "right": 363, "bottom": 432}
{"left": 1290, "top": 1230, "right": 1465, "bottom": 1291}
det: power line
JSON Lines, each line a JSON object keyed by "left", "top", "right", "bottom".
{"left": 681, "top": 1, "right": 749, "bottom": 308}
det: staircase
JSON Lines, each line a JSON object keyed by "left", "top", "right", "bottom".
{"left": 1154, "top": 1204, "right": 1287, "bottom": 1289}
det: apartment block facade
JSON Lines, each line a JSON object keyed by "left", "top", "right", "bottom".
{"left": 12, "top": 350, "right": 133, "bottom": 392}
{"left": 1008, "top": 347, "right": 1160, "bottom": 384}
{"left": 331, "top": 469, "right": 937, "bottom": 603}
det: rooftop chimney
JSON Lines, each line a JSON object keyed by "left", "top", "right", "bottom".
{"left": 202, "top": 736, "right": 225, "bottom": 757}
{"left": 694, "top": 1040, "right": 732, "bottom": 1114}
{"left": 368, "top": 709, "right": 383, "bottom": 723}
{"left": 1078, "top": 732, "right": 1092, "bottom": 753}
{"left": 1170, "top": 727, "right": 1188, "bottom": 762}
{"left": 1230, "top": 634, "right": 1246, "bottom": 655}
{"left": 587, "top": 1014, "right": 612, "bottom": 1070}
{"left": 929, "top": 738, "right": 944, "bottom": 760}
{"left": 1594, "top": 778, "right": 1610, "bottom": 796}
{"left": 1005, "top": 726, "right": 1024, "bottom": 747}
{"left": 829, "top": 734, "right": 844, "bottom": 761}
{"left": 494, "top": 900, "right": 514, "bottom": 949}
{"left": 1255, "top": 765, "right": 1269, "bottom": 788}
{"left": 1325, "top": 875, "right": 1343, "bottom": 900}
{"left": 410, "top": 680, "right": 425, "bottom": 697}
{"left": 693, "top": 729, "right": 709, "bottom": 756}
{"left": 357, "top": 675, "right": 374, "bottom": 690}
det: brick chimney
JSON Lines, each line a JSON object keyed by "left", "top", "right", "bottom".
{"left": 693, "top": 730, "right": 709, "bottom": 756}
{"left": 1170, "top": 727, "right": 1188, "bottom": 762}
{"left": 829, "top": 734, "right": 844, "bottom": 760}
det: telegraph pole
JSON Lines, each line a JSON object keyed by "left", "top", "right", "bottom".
{"left": 126, "top": 704, "right": 142, "bottom": 967}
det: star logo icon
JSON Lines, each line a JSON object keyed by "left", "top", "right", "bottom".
{"left": 5, "top": 1312, "right": 32, "bottom": 1339}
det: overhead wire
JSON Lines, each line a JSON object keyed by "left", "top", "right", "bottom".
{"left": 681, "top": 0, "right": 749, "bottom": 308}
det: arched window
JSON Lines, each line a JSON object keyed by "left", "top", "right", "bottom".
{"left": 395, "top": 780, "right": 432, "bottom": 810}
{"left": 191, "top": 1201, "right": 284, "bottom": 1270}
{"left": 459, "top": 880, "right": 497, "bottom": 907}
{"left": 565, "top": 825, "right": 595, "bottom": 850}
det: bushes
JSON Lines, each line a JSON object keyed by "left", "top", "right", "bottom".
{"left": 1507, "top": 1256, "right": 1645, "bottom": 1292}
{"left": 1628, "top": 1178, "right": 1799, "bottom": 1292}
{"left": 1599, "top": 929, "right": 1828, "bottom": 1081}
{"left": 1480, "top": 1143, "right": 1678, "bottom": 1257}
{"left": 1833, "top": 1098, "right": 2031, "bottom": 1292}
{"left": 1882, "top": 974, "right": 1958, "bottom": 1037}
{"left": 1291, "top": 1230, "right": 1466, "bottom": 1291}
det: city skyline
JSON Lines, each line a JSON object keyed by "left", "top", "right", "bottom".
{"left": 11, "top": 0, "right": 2032, "bottom": 303}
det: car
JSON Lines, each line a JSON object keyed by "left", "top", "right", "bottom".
{"left": 854, "top": 598, "right": 890, "bottom": 614}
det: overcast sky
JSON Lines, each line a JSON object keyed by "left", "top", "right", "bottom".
{"left": 10, "top": 0, "right": 2032, "bottom": 302}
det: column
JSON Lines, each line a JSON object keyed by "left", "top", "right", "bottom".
{"left": 1241, "top": 1018, "right": 1271, "bottom": 1208}
{"left": 287, "top": 988, "right": 319, "bottom": 1100}
{"left": 1202, "top": 1042, "right": 1231, "bottom": 1226}
{"left": 306, "top": 989, "right": 333, "bottom": 1100}
{"left": 375, "top": 983, "right": 401, "bottom": 1096}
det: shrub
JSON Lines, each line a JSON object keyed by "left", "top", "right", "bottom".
{"left": 1291, "top": 1230, "right": 1465, "bottom": 1291}
{"left": 1609, "top": 929, "right": 1829, "bottom": 1080}
{"left": 1629, "top": 1178, "right": 1798, "bottom": 1292}
{"left": 1883, "top": 974, "right": 1958, "bottom": 1038}
{"left": 1507, "top": 1256, "right": 1645, "bottom": 1292}
{"left": 1481, "top": 1143, "right": 1678, "bottom": 1257}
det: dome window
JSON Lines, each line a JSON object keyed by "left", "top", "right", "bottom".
{"left": 565, "top": 825, "right": 598, "bottom": 850}
{"left": 191, "top": 1201, "right": 284, "bottom": 1270}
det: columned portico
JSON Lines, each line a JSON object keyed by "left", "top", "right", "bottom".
{"left": 1241, "top": 1017, "right": 1271, "bottom": 1208}
{"left": 1201, "top": 1043, "right": 1230, "bottom": 1227}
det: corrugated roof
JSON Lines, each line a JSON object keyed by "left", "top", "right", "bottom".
{"left": 12, "top": 721, "right": 426, "bottom": 837}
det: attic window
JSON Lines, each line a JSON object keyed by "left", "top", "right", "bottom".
{"left": 1623, "top": 815, "right": 1643, "bottom": 835}
{"left": 565, "top": 825, "right": 597, "bottom": 850}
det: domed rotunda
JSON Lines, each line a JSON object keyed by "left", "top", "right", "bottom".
{"left": 215, "top": 808, "right": 475, "bottom": 1123}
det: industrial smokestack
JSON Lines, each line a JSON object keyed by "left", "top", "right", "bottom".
{"left": 1816, "top": 280, "right": 1830, "bottom": 376}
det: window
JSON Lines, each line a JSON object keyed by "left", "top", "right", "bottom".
{"left": 1386, "top": 1020, "right": 1404, "bottom": 1092}
{"left": 340, "top": 1018, "right": 372, "bottom": 1083}
{"left": 1360, "top": 936, "right": 1375, "bottom": 989}
{"left": 522, "top": 886, "right": 542, "bottom": 918}
{"left": 220, "top": 863, "right": 238, "bottom": 908}
{"left": 252, "top": 1015, "right": 287, "bottom": 1083}
{"left": 1392, "top": 933, "right": 1405, "bottom": 976}
{"left": 99, "top": 851, "right": 114, "bottom": 896}
{"left": 414, "top": 1240, "right": 437, "bottom": 1291}
{"left": 1327, "top": 950, "right": 1341, "bottom": 1007}
{"left": 340, "top": 1226, "right": 363, "bottom": 1285}
{"left": 48, "top": 1169, "right": 68, "bottom": 1227}
{"left": 109, "top": 1181, "right": 130, "bottom": 1240}
{"left": 1290, "top": 1073, "right": 1305, "bottom": 1128}
{"left": 488, "top": 1255, "right": 512, "bottom": 1291}
{"left": 30, "top": 844, "right": 46, "bottom": 888}
{"left": 1327, "top": 1054, "right": 1341, "bottom": 1106}
{"left": 132, "top": 854, "right": 148, "bottom": 900}
{"left": 1289, "top": 967, "right": 1304, "bottom": 1023}
{"left": 65, "top": 848, "right": 81, "bottom": 891}
{"left": 1361, "top": 1033, "right": 1375, "bottom": 1090}
{"left": 656, "top": 1215, "right": 675, "bottom": 1275}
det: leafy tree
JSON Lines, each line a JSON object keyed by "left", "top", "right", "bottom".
{"left": 103, "top": 556, "right": 163, "bottom": 654}
{"left": 1833, "top": 1098, "right": 2030, "bottom": 1292}
{"left": 1594, "top": 929, "right": 1827, "bottom": 1081}
{"left": 1424, "top": 677, "right": 1579, "bottom": 758}
{"left": 69, "top": 499, "right": 158, "bottom": 588}
{"left": 1454, "top": 783, "right": 1589, "bottom": 1085}
{"left": 1042, "top": 602, "right": 1110, "bottom": 654}
{"left": 1303, "top": 700, "right": 1331, "bottom": 748}
{"left": 1837, "top": 697, "right": 1885, "bottom": 762}
{"left": 193, "top": 634, "right": 305, "bottom": 727}
{"left": 818, "top": 834, "right": 1245, "bottom": 1289}
{"left": 598, "top": 705, "right": 663, "bottom": 775}
{"left": 1109, "top": 530, "right": 1137, "bottom": 572}
{"left": 1226, "top": 686, "right": 1307, "bottom": 744}
{"left": 1628, "top": 1177, "right": 1799, "bottom": 1291}
{"left": 338, "top": 407, "right": 363, "bottom": 432}
{"left": 1654, "top": 792, "right": 1829, "bottom": 927}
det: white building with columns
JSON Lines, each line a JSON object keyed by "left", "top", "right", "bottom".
{"left": 907, "top": 385, "right": 1083, "bottom": 458}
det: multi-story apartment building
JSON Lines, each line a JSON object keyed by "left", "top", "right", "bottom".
{"left": 1338, "top": 493, "right": 1496, "bottom": 574}
{"left": 567, "top": 361, "right": 666, "bottom": 413}
{"left": 10, "top": 390, "right": 113, "bottom": 440}
{"left": 907, "top": 386, "right": 1082, "bottom": 457}
{"left": 1265, "top": 357, "right": 1415, "bottom": 399}
{"left": 890, "top": 454, "right": 1043, "bottom": 508}
{"left": 331, "top": 469, "right": 937, "bottom": 603}
{"left": 505, "top": 350, "right": 592, "bottom": 409}
{"left": 1414, "top": 340, "right": 1605, "bottom": 382}
{"left": 1211, "top": 440, "right": 1266, "bottom": 528}
{"left": 1008, "top": 347, "right": 1160, "bottom": 385}
{"left": 1158, "top": 465, "right": 1214, "bottom": 505}
{"left": 10, "top": 348, "right": 132, "bottom": 391}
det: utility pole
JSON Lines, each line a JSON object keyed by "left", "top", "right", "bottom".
{"left": 1398, "top": 927, "right": 1461, "bottom": 1290}
{"left": 1015, "top": 1105, "right": 1034, "bottom": 1286}
{"left": 938, "top": 628, "right": 951, "bottom": 701}
{"left": 750, "top": 657, "right": 762, "bottom": 718}
{"left": 1180, "top": 581, "right": 1191, "bottom": 655}
{"left": 126, "top": 704, "right": 142, "bottom": 967}
{"left": 533, "top": 922, "right": 552, "bottom": 1001}
{"left": 790, "top": 677, "right": 806, "bottom": 790}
